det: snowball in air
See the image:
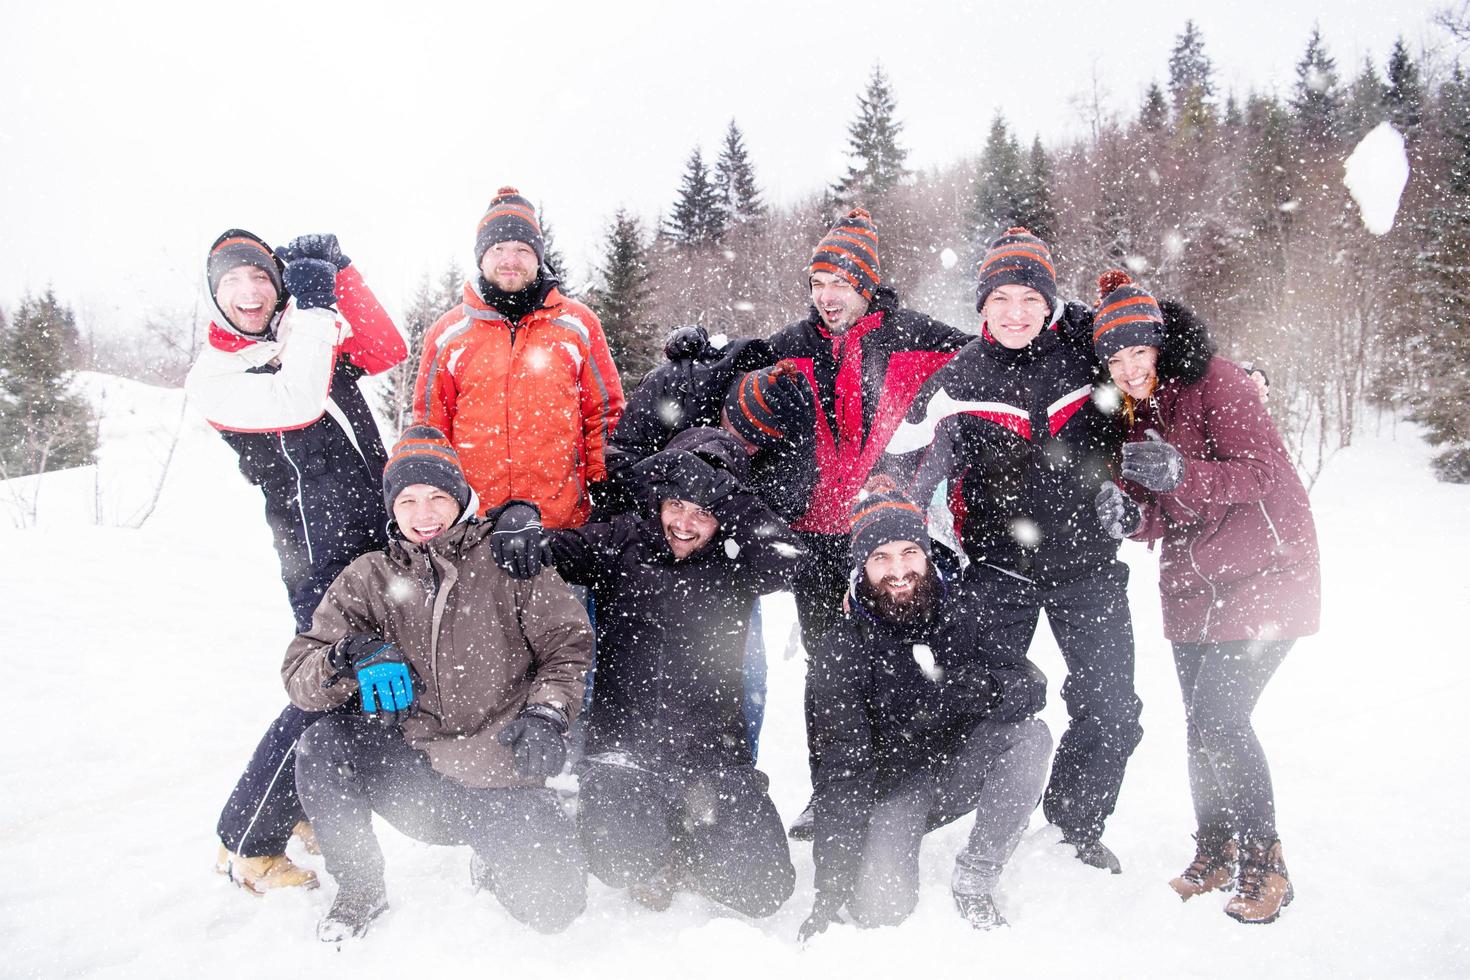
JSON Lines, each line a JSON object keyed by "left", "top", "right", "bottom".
{"left": 1344, "top": 122, "right": 1409, "bottom": 236}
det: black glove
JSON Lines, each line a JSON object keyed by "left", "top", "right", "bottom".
{"left": 1095, "top": 481, "right": 1142, "bottom": 539}
{"left": 497, "top": 707, "right": 567, "bottom": 779}
{"left": 276, "top": 233, "right": 351, "bottom": 270}
{"left": 326, "top": 634, "right": 417, "bottom": 727}
{"left": 944, "top": 664, "right": 997, "bottom": 716}
{"left": 491, "top": 501, "right": 554, "bottom": 579}
{"left": 282, "top": 257, "right": 339, "bottom": 311}
{"left": 762, "top": 371, "right": 817, "bottom": 445}
{"left": 1121, "top": 428, "right": 1187, "bottom": 492}
{"left": 632, "top": 449, "right": 739, "bottom": 509}
{"left": 663, "top": 324, "right": 713, "bottom": 361}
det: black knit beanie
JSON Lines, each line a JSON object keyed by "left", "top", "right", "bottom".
{"left": 475, "top": 186, "right": 545, "bottom": 265}
{"left": 207, "top": 229, "right": 283, "bottom": 300}
{"left": 975, "top": 226, "right": 1057, "bottom": 316}
{"left": 383, "top": 425, "right": 471, "bottom": 518}
{"left": 809, "top": 207, "right": 881, "bottom": 301}
{"left": 1092, "top": 269, "right": 1164, "bottom": 360}
{"left": 848, "top": 482, "right": 931, "bottom": 569}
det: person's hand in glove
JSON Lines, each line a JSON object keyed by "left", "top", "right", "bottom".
{"left": 663, "top": 324, "right": 713, "bottom": 362}
{"left": 497, "top": 705, "right": 568, "bottom": 779}
{"left": 1095, "top": 481, "right": 1142, "bottom": 539}
{"left": 1121, "top": 428, "right": 1187, "bottom": 492}
{"left": 276, "top": 233, "right": 351, "bottom": 271}
{"left": 491, "top": 501, "right": 554, "bottom": 579}
{"left": 632, "top": 449, "right": 739, "bottom": 509}
{"left": 326, "top": 634, "right": 417, "bottom": 726}
{"left": 282, "top": 258, "right": 339, "bottom": 311}
{"left": 798, "top": 895, "right": 845, "bottom": 943}
{"left": 943, "top": 664, "right": 997, "bottom": 716}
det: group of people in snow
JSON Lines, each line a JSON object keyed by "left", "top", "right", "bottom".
{"left": 187, "top": 186, "right": 1319, "bottom": 943}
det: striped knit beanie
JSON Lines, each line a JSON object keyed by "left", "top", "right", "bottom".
{"left": 383, "top": 425, "right": 471, "bottom": 518}
{"left": 207, "top": 229, "right": 283, "bottom": 299}
{"left": 975, "top": 226, "right": 1057, "bottom": 316}
{"left": 475, "top": 186, "right": 544, "bottom": 265}
{"left": 722, "top": 360, "right": 811, "bottom": 448}
{"left": 849, "top": 477, "right": 931, "bottom": 568}
{"left": 1092, "top": 269, "right": 1164, "bottom": 360}
{"left": 809, "top": 207, "right": 881, "bottom": 301}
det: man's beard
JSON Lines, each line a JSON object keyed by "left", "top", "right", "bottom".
{"left": 856, "top": 564, "right": 941, "bottom": 625}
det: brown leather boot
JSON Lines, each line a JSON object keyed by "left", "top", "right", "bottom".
{"left": 292, "top": 820, "right": 322, "bottom": 856}
{"left": 1224, "top": 839, "right": 1293, "bottom": 924}
{"left": 1169, "top": 832, "right": 1237, "bottom": 900}
{"left": 216, "top": 844, "right": 319, "bottom": 895}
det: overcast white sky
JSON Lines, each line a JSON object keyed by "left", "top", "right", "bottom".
{"left": 0, "top": 0, "right": 1450, "bottom": 335}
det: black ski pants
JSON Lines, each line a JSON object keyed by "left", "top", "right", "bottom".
{"left": 295, "top": 713, "right": 587, "bottom": 934}
{"left": 577, "top": 759, "right": 795, "bottom": 917}
{"left": 793, "top": 531, "right": 852, "bottom": 779}
{"left": 964, "top": 558, "right": 1143, "bottom": 844}
{"left": 1173, "top": 638, "right": 1293, "bottom": 843}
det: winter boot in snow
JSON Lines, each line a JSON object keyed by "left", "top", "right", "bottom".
{"left": 215, "top": 844, "right": 319, "bottom": 895}
{"left": 1065, "top": 835, "right": 1122, "bottom": 874}
{"left": 629, "top": 862, "right": 683, "bottom": 912}
{"left": 1224, "top": 839, "right": 1293, "bottom": 924}
{"left": 317, "top": 883, "right": 389, "bottom": 942}
{"left": 1169, "top": 832, "right": 1237, "bottom": 901}
{"left": 292, "top": 820, "right": 321, "bottom": 857}
{"left": 953, "top": 891, "right": 1008, "bottom": 930}
{"left": 787, "top": 801, "right": 815, "bottom": 841}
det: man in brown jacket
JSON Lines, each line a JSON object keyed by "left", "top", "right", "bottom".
{"left": 282, "top": 426, "right": 593, "bottom": 942}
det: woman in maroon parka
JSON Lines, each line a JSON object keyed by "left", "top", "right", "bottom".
{"left": 1089, "top": 271, "right": 1319, "bottom": 927}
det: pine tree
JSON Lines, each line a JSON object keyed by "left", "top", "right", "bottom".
{"left": 587, "top": 209, "right": 658, "bottom": 377}
{"left": 1290, "top": 26, "right": 1344, "bottom": 144}
{"left": 1345, "top": 58, "right": 1388, "bottom": 140}
{"left": 1140, "top": 83, "right": 1169, "bottom": 132}
{"left": 666, "top": 146, "right": 726, "bottom": 247}
{"left": 1385, "top": 37, "right": 1424, "bottom": 132}
{"left": 538, "top": 206, "right": 572, "bottom": 290}
{"left": 1223, "top": 93, "right": 1243, "bottom": 129}
{"left": 1168, "top": 20, "right": 1216, "bottom": 139}
{"left": 1017, "top": 137, "right": 1057, "bottom": 245}
{"left": 969, "top": 114, "right": 1025, "bottom": 247}
{"left": 714, "top": 119, "right": 765, "bottom": 226}
{"left": 0, "top": 289, "right": 97, "bottom": 478}
{"left": 378, "top": 261, "right": 460, "bottom": 432}
{"left": 834, "top": 64, "right": 910, "bottom": 204}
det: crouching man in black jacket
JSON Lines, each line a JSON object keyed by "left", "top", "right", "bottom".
{"left": 800, "top": 480, "right": 1052, "bottom": 938}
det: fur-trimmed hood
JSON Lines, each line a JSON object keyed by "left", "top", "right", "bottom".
{"left": 1155, "top": 300, "right": 1217, "bottom": 388}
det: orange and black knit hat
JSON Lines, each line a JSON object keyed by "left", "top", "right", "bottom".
{"left": 848, "top": 477, "right": 930, "bottom": 568}
{"left": 207, "top": 228, "right": 283, "bottom": 299}
{"left": 975, "top": 226, "right": 1056, "bottom": 315}
{"left": 722, "top": 361, "right": 811, "bottom": 448}
{"left": 475, "top": 186, "right": 544, "bottom": 265}
{"left": 383, "top": 425, "right": 471, "bottom": 517}
{"left": 1092, "top": 269, "right": 1163, "bottom": 360}
{"left": 809, "top": 207, "right": 881, "bottom": 301}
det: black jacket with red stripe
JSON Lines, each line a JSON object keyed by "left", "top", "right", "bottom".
{"left": 887, "top": 302, "right": 1124, "bottom": 579}
{"left": 768, "top": 286, "right": 969, "bottom": 535}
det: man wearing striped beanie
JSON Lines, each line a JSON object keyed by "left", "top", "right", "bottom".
{"left": 886, "top": 227, "right": 1142, "bottom": 876}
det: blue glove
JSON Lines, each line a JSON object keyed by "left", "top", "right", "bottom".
{"left": 327, "top": 635, "right": 417, "bottom": 726}
{"left": 282, "top": 257, "right": 339, "bottom": 311}
{"left": 276, "top": 233, "right": 351, "bottom": 270}
{"left": 1121, "top": 429, "right": 1187, "bottom": 492}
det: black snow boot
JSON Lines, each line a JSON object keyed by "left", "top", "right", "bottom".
{"left": 317, "top": 883, "right": 388, "bottom": 943}
{"left": 788, "top": 801, "right": 815, "bottom": 841}
{"left": 953, "top": 891, "right": 1008, "bottom": 930}
{"left": 1066, "top": 835, "right": 1122, "bottom": 874}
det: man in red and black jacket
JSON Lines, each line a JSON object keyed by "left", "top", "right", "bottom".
{"left": 766, "top": 208, "right": 970, "bottom": 835}
{"left": 186, "top": 229, "right": 407, "bottom": 894}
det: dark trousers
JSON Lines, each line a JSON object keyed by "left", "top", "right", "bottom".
{"left": 217, "top": 702, "right": 342, "bottom": 856}
{"left": 793, "top": 532, "right": 852, "bottom": 779}
{"left": 965, "top": 559, "right": 1143, "bottom": 843}
{"left": 1173, "top": 639, "right": 1293, "bottom": 843}
{"left": 849, "top": 718, "right": 1053, "bottom": 927}
{"left": 577, "top": 760, "right": 795, "bottom": 918}
{"left": 295, "top": 713, "right": 587, "bottom": 934}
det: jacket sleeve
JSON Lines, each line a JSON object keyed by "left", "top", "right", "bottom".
{"left": 978, "top": 647, "right": 1048, "bottom": 723}
{"left": 578, "top": 309, "right": 626, "bottom": 484}
{"left": 281, "top": 560, "right": 385, "bottom": 712}
{"left": 544, "top": 521, "right": 621, "bottom": 588}
{"left": 752, "top": 439, "right": 819, "bottom": 523}
{"left": 516, "top": 571, "right": 595, "bottom": 724}
{"left": 185, "top": 307, "right": 343, "bottom": 432}
{"left": 336, "top": 265, "right": 407, "bottom": 375}
{"left": 707, "top": 490, "right": 807, "bottom": 594}
{"left": 411, "top": 309, "right": 459, "bottom": 434}
{"left": 809, "top": 630, "right": 878, "bottom": 913}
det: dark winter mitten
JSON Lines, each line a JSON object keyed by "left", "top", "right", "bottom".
{"left": 491, "top": 501, "right": 554, "bottom": 579}
{"left": 632, "top": 449, "right": 739, "bottom": 508}
{"left": 1095, "top": 481, "right": 1142, "bottom": 539}
{"left": 276, "top": 233, "right": 351, "bottom": 270}
{"left": 497, "top": 705, "right": 568, "bottom": 779}
{"left": 282, "top": 258, "right": 339, "bottom": 311}
{"left": 327, "top": 635, "right": 417, "bottom": 726}
{"left": 663, "top": 324, "right": 712, "bottom": 362}
{"left": 1121, "top": 429, "right": 1187, "bottom": 492}
{"left": 944, "top": 664, "right": 997, "bottom": 717}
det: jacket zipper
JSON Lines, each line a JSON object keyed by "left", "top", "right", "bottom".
{"left": 280, "top": 433, "right": 314, "bottom": 566}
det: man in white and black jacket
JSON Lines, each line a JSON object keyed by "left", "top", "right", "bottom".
{"left": 186, "top": 229, "right": 407, "bottom": 893}
{"left": 800, "top": 480, "right": 1051, "bottom": 939}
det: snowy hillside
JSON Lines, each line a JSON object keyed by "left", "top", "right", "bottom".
{"left": 1, "top": 379, "right": 1467, "bottom": 978}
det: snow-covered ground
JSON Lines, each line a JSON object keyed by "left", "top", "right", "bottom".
{"left": 2, "top": 380, "right": 1467, "bottom": 978}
